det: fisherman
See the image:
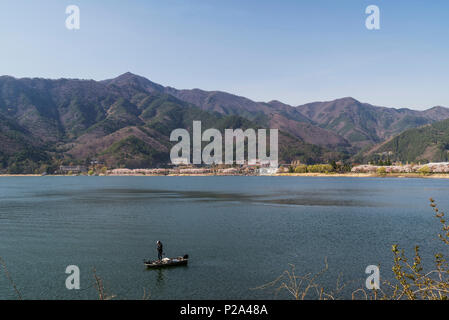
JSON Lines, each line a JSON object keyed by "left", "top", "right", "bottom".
{"left": 156, "top": 240, "right": 164, "bottom": 261}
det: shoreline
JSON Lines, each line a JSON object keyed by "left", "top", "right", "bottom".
{"left": 1, "top": 173, "right": 449, "bottom": 179}
{"left": 276, "top": 173, "right": 449, "bottom": 179}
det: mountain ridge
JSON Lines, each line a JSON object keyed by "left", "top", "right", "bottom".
{"left": 1, "top": 72, "right": 448, "bottom": 173}
{"left": 0, "top": 73, "right": 341, "bottom": 173}
{"left": 104, "top": 73, "right": 449, "bottom": 151}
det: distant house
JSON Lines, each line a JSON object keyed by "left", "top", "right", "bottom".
{"left": 59, "top": 165, "right": 87, "bottom": 174}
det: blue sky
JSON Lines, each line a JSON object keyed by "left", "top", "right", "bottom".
{"left": 0, "top": 0, "right": 448, "bottom": 109}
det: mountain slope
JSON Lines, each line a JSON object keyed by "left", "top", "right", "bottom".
{"left": 361, "top": 118, "right": 449, "bottom": 163}
{"left": 0, "top": 74, "right": 344, "bottom": 173}
{"left": 109, "top": 74, "right": 449, "bottom": 152}
{"left": 104, "top": 74, "right": 351, "bottom": 150}
{"left": 296, "top": 97, "right": 449, "bottom": 149}
{"left": 1, "top": 73, "right": 448, "bottom": 173}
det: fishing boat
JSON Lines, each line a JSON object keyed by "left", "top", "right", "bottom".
{"left": 144, "top": 254, "right": 189, "bottom": 269}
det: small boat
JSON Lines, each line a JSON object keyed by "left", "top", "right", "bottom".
{"left": 144, "top": 254, "right": 189, "bottom": 269}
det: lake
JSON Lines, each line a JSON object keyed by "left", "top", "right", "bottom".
{"left": 1, "top": 176, "right": 448, "bottom": 299}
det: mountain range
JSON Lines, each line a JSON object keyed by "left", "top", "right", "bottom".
{"left": 1, "top": 72, "right": 448, "bottom": 173}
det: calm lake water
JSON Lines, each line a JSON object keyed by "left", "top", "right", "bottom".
{"left": 1, "top": 176, "right": 449, "bottom": 299}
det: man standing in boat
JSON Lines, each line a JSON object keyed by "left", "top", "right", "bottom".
{"left": 157, "top": 240, "right": 164, "bottom": 261}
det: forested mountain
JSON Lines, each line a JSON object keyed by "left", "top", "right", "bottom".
{"left": 360, "top": 118, "right": 449, "bottom": 163}
{"left": 0, "top": 74, "right": 339, "bottom": 173}
{"left": 296, "top": 97, "right": 449, "bottom": 149}
{"left": 1, "top": 73, "right": 448, "bottom": 173}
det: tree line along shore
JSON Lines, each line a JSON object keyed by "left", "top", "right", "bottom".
{"left": 2, "top": 161, "right": 449, "bottom": 178}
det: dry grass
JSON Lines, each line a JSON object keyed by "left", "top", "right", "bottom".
{"left": 252, "top": 258, "right": 351, "bottom": 300}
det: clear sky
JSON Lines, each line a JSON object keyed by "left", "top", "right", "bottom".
{"left": 0, "top": 0, "right": 448, "bottom": 109}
